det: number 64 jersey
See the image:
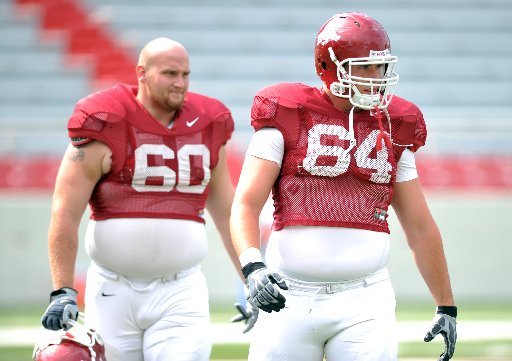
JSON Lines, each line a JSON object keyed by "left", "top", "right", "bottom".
{"left": 251, "top": 83, "right": 426, "bottom": 234}
{"left": 67, "top": 84, "right": 234, "bottom": 223}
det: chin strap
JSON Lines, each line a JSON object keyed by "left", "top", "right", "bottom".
{"left": 346, "top": 106, "right": 357, "bottom": 153}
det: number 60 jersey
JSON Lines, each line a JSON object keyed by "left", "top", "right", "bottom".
{"left": 251, "top": 82, "right": 426, "bottom": 234}
{"left": 67, "top": 84, "right": 234, "bottom": 223}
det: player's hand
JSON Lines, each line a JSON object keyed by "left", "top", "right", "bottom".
{"left": 231, "top": 296, "right": 259, "bottom": 333}
{"left": 242, "top": 262, "right": 288, "bottom": 313}
{"left": 41, "top": 287, "right": 79, "bottom": 331}
{"left": 424, "top": 306, "right": 457, "bottom": 361}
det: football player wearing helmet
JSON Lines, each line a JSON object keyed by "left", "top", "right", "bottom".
{"left": 230, "top": 12, "right": 457, "bottom": 361}
{"left": 40, "top": 38, "right": 240, "bottom": 361}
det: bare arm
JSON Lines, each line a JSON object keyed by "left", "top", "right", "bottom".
{"left": 230, "top": 155, "right": 280, "bottom": 257}
{"left": 391, "top": 178, "right": 455, "bottom": 306}
{"left": 206, "top": 146, "right": 242, "bottom": 279}
{"left": 48, "top": 141, "right": 110, "bottom": 289}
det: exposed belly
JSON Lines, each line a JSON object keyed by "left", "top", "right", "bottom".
{"left": 265, "top": 226, "right": 390, "bottom": 282}
{"left": 85, "top": 218, "right": 208, "bottom": 278}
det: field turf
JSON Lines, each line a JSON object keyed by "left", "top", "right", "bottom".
{"left": 2, "top": 301, "right": 511, "bottom": 360}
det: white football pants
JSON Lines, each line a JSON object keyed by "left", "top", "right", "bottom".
{"left": 84, "top": 262, "right": 211, "bottom": 361}
{"left": 248, "top": 268, "right": 397, "bottom": 361}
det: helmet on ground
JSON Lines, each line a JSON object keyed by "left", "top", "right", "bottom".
{"left": 315, "top": 12, "right": 399, "bottom": 109}
{"left": 33, "top": 315, "right": 106, "bottom": 361}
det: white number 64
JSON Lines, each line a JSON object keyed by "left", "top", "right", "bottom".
{"left": 303, "top": 124, "right": 392, "bottom": 183}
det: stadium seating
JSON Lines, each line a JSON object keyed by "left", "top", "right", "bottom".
{"left": 82, "top": 0, "right": 512, "bottom": 157}
{"left": 1, "top": 0, "right": 512, "bottom": 188}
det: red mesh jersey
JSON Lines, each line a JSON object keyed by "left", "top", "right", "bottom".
{"left": 251, "top": 83, "right": 426, "bottom": 233}
{"left": 68, "top": 84, "right": 234, "bottom": 222}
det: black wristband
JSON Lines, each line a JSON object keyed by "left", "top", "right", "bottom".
{"left": 241, "top": 262, "right": 266, "bottom": 279}
{"left": 436, "top": 305, "right": 457, "bottom": 318}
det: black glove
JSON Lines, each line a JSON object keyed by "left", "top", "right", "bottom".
{"left": 242, "top": 262, "right": 288, "bottom": 313}
{"left": 231, "top": 295, "right": 259, "bottom": 334}
{"left": 41, "top": 287, "right": 79, "bottom": 331}
{"left": 424, "top": 306, "right": 457, "bottom": 361}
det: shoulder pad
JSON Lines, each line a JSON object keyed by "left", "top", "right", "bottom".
{"left": 67, "top": 85, "right": 130, "bottom": 146}
{"left": 388, "top": 96, "right": 427, "bottom": 152}
{"left": 251, "top": 83, "right": 314, "bottom": 131}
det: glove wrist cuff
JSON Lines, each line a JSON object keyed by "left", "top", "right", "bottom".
{"left": 241, "top": 262, "right": 266, "bottom": 280}
{"left": 436, "top": 305, "right": 457, "bottom": 318}
{"left": 50, "top": 287, "right": 78, "bottom": 300}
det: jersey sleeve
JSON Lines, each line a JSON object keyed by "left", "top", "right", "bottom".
{"left": 409, "top": 108, "right": 427, "bottom": 152}
{"left": 67, "top": 101, "right": 97, "bottom": 147}
{"left": 392, "top": 102, "right": 427, "bottom": 153}
{"left": 219, "top": 110, "right": 234, "bottom": 145}
{"left": 251, "top": 92, "right": 279, "bottom": 131}
{"left": 204, "top": 98, "right": 234, "bottom": 152}
{"left": 250, "top": 85, "right": 302, "bottom": 150}
{"left": 67, "top": 88, "right": 126, "bottom": 148}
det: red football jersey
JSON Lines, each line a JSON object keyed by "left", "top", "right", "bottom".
{"left": 251, "top": 83, "right": 426, "bottom": 233}
{"left": 67, "top": 84, "right": 234, "bottom": 223}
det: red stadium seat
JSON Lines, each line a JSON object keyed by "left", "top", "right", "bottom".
{"left": 40, "top": 0, "right": 87, "bottom": 32}
{"left": 93, "top": 48, "right": 137, "bottom": 86}
{"left": 14, "top": 0, "right": 137, "bottom": 86}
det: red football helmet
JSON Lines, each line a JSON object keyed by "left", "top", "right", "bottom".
{"left": 33, "top": 316, "right": 106, "bottom": 361}
{"left": 315, "top": 12, "right": 399, "bottom": 110}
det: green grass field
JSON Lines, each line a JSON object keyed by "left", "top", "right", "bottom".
{"left": 2, "top": 301, "right": 511, "bottom": 360}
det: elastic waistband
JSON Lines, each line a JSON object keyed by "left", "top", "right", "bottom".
{"left": 283, "top": 267, "right": 390, "bottom": 294}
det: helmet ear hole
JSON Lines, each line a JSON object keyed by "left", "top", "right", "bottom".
{"left": 321, "top": 61, "right": 327, "bottom": 71}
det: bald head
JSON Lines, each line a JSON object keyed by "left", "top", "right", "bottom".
{"left": 138, "top": 37, "right": 189, "bottom": 69}
{"left": 135, "top": 37, "right": 191, "bottom": 124}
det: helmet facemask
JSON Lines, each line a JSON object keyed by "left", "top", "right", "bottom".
{"left": 327, "top": 47, "right": 399, "bottom": 110}
{"left": 33, "top": 314, "right": 106, "bottom": 361}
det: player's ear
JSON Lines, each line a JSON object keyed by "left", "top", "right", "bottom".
{"left": 136, "top": 65, "right": 147, "bottom": 83}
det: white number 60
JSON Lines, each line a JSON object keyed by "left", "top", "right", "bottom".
{"left": 131, "top": 144, "right": 210, "bottom": 193}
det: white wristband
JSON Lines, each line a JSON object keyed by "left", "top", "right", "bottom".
{"left": 239, "top": 247, "right": 263, "bottom": 268}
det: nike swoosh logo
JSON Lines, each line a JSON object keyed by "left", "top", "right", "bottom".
{"left": 101, "top": 292, "right": 116, "bottom": 297}
{"left": 186, "top": 117, "right": 200, "bottom": 127}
